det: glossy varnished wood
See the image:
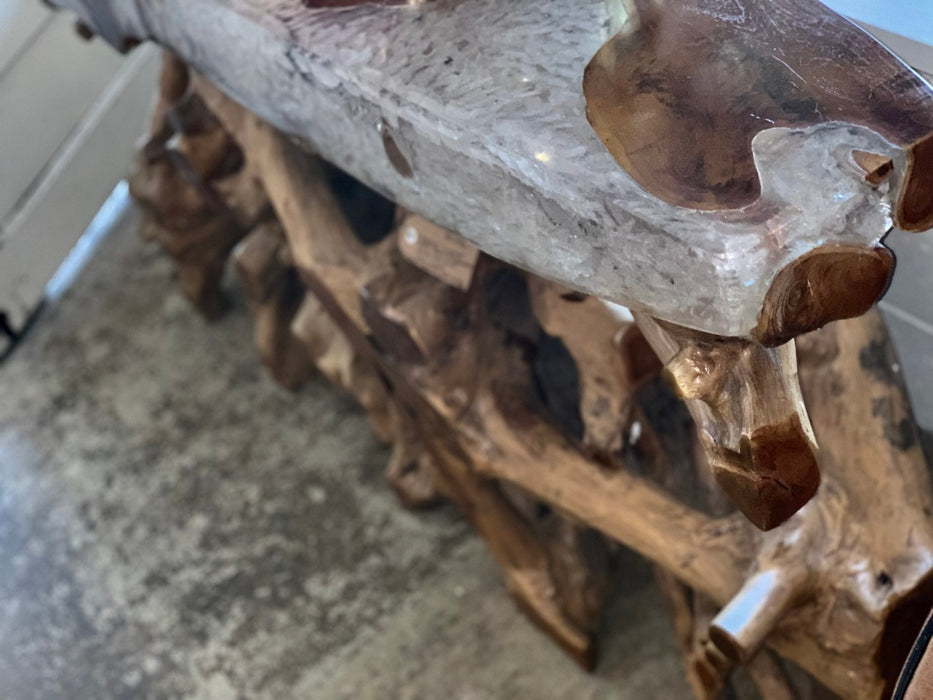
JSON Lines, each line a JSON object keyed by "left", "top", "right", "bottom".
{"left": 584, "top": 0, "right": 933, "bottom": 230}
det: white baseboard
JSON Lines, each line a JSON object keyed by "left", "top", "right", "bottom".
{"left": 0, "top": 46, "right": 158, "bottom": 351}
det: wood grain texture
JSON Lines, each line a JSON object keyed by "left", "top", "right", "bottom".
{"left": 584, "top": 0, "right": 933, "bottom": 230}
{"left": 129, "top": 55, "right": 266, "bottom": 318}
{"left": 396, "top": 214, "right": 479, "bottom": 292}
{"left": 754, "top": 244, "right": 894, "bottom": 346}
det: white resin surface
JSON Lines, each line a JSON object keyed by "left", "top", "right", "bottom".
{"left": 53, "top": 0, "right": 913, "bottom": 336}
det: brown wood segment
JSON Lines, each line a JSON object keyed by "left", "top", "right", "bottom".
{"left": 755, "top": 244, "right": 894, "bottom": 346}
{"left": 636, "top": 314, "right": 819, "bottom": 530}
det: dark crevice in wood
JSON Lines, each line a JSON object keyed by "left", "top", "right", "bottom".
{"left": 323, "top": 163, "right": 397, "bottom": 245}
{"left": 532, "top": 333, "right": 586, "bottom": 443}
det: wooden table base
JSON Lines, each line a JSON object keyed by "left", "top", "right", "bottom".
{"left": 127, "top": 54, "right": 933, "bottom": 700}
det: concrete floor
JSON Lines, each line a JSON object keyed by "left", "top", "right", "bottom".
{"left": 0, "top": 201, "right": 703, "bottom": 699}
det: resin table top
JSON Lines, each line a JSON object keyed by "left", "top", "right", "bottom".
{"left": 52, "top": 0, "right": 933, "bottom": 337}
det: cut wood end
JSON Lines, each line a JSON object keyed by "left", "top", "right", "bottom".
{"left": 708, "top": 414, "right": 820, "bottom": 531}
{"left": 754, "top": 245, "right": 894, "bottom": 347}
{"left": 708, "top": 568, "right": 808, "bottom": 663}
{"left": 707, "top": 626, "right": 749, "bottom": 665}
{"left": 898, "top": 132, "right": 933, "bottom": 232}
{"left": 852, "top": 150, "right": 894, "bottom": 186}
{"left": 396, "top": 214, "right": 479, "bottom": 291}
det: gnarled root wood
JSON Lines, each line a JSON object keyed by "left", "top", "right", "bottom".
{"left": 140, "top": 72, "right": 933, "bottom": 700}
{"left": 232, "top": 113, "right": 615, "bottom": 669}
{"left": 129, "top": 52, "right": 267, "bottom": 318}
{"left": 635, "top": 315, "right": 820, "bottom": 531}
{"left": 233, "top": 221, "right": 312, "bottom": 389}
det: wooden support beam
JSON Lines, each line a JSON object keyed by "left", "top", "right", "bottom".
{"left": 423, "top": 434, "right": 603, "bottom": 670}
{"left": 773, "top": 309, "right": 933, "bottom": 698}
{"left": 154, "top": 79, "right": 933, "bottom": 700}
{"left": 290, "top": 294, "right": 395, "bottom": 443}
{"left": 55, "top": 0, "right": 933, "bottom": 338}
{"left": 709, "top": 568, "right": 809, "bottom": 663}
{"left": 396, "top": 214, "right": 479, "bottom": 292}
{"left": 527, "top": 279, "right": 644, "bottom": 461}
{"left": 360, "top": 261, "right": 465, "bottom": 366}
{"left": 384, "top": 405, "right": 443, "bottom": 509}
{"left": 464, "top": 362, "right": 752, "bottom": 604}
{"left": 128, "top": 54, "right": 267, "bottom": 319}
{"left": 244, "top": 116, "right": 371, "bottom": 331}
{"left": 634, "top": 315, "right": 820, "bottom": 531}
{"left": 234, "top": 221, "right": 313, "bottom": 389}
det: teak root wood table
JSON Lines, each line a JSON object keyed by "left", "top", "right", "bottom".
{"left": 47, "top": 1, "right": 933, "bottom": 697}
